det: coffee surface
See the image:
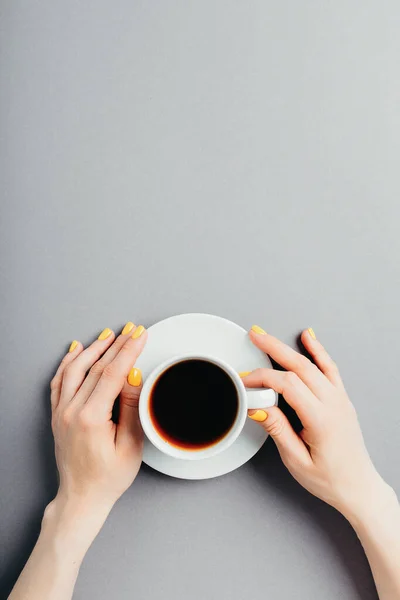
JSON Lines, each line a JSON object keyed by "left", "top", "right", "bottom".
{"left": 149, "top": 359, "right": 238, "bottom": 450}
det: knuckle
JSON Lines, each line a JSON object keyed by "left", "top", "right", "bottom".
{"left": 63, "top": 363, "right": 76, "bottom": 378}
{"left": 51, "top": 414, "right": 57, "bottom": 432}
{"left": 89, "top": 361, "right": 105, "bottom": 376}
{"left": 266, "top": 416, "right": 285, "bottom": 437}
{"left": 325, "top": 359, "right": 339, "bottom": 375}
{"left": 297, "top": 355, "right": 311, "bottom": 371}
{"left": 102, "top": 363, "right": 118, "bottom": 380}
{"left": 312, "top": 349, "right": 324, "bottom": 363}
{"left": 113, "top": 336, "right": 128, "bottom": 351}
{"left": 50, "top": 377, "right": 60, "bottom": 392}
{"left": 254, "top": 367, "right": 268, "bottom": 377}
{"left": 285, "top": 371, "right": 300, "bottom": 387}
{"left": 311, "top": 362, "right": 322, "bottom": 377}
{"left": 118, "top": 341, "right": 134, "bottom": 358}
{"left": 121, "top": 387, "right": 141, "bottom": 407}
{"left": 252, "top": 367, "right": 269, "bottom": 383}
{"left": 78, "top": 408, "right": 94, "bottom": 429}
{"left": 61, "top": 407, "right": 74, "bottom": 427}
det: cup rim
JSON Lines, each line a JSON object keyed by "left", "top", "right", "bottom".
{"left": 139, "top": 353, "right": 247, "bottom": 461}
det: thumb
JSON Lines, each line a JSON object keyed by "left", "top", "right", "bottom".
{"left": 117, "top": 367, "right": 144, "bottom": 447}
{"left": 248, "top": 406, "right": 311, "bottom": 468}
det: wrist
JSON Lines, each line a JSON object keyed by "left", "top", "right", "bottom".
{"left": 339, "top": 474, "right": 398, "bottom": 529}
{"left": 41, "top": 492, "right": 113, "bottom": 563}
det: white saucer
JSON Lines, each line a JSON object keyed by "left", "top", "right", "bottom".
{"left": 135, "top": 313, "right": 277, "bottom": 480}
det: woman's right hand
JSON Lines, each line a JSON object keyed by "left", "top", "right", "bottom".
{"left": 242, "top": 326, "right": 392, "bottom": 519}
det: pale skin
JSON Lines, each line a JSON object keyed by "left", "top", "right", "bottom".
{"left": 9, "top": 323, "right": 400, "bottom": 600}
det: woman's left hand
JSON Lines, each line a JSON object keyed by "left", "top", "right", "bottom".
{"left": 49, "top": 322, "right": 147, "bottom": 517}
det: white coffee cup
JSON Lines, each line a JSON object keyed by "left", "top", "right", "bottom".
{"left": 139, "top": 353, "right": 278, "bottom": 461}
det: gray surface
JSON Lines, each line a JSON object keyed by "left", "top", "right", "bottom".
{"left": 1, "top": 1, "right": 399, "bottom": 598}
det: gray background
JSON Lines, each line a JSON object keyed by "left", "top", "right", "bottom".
{"left": 1, "top": 1, "right": 399, "bottom": 598}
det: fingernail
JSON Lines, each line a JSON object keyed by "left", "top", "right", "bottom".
{"left": 239, "top": 371, "right": 251, "bottom": 378}
{"left": 128, "top": 367, "right": 142, "bottom": 387}
{"left": 251, "top": 325, "right": 267, "bottom": 335}
{"left": 132, "top": 325, "right": 145, "bottom": 339}
{"left": 69, "top": 340, "right": 79, "bottom": 353}
{"left": 122, "top": 321, "right": 135, "bottom": 335}
{"left": 249, "top": 410, "right": 268, "bottom": 422}
{"left": 308, "top": 327, "right": 316, "bottom": 340}
{"left": 98, "top": 327, "right": 112, "bottom": 340}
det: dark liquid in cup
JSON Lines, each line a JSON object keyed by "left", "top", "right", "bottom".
{"left": 149, "top": 359, "right": 239, "bottom": 450}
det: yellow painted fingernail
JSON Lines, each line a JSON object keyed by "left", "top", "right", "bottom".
{"left": 122, "top": 321, "right": 135, "bottom": 335}
{"left": 249, "top": 410, "right": 268, "bottom": 422}
{"left": 239, "top": 371, "right": 251, "bottom": 378}
{"left": 69, "top": 340, "right": 78, "bottom": 353}
{"left": 308, "top": 327, "right": 316, "bottom": 340}
{"left": 98, "top": 327, "right": 112, "bottom": 340}
{"left": 251, "top": 325, "right": 267, "bottom": 335}
{"left": 127, "top": 368, "right": 142, "bottom": 387}
{"left": 132, "top": 325, "right": 145, "bottom": 339}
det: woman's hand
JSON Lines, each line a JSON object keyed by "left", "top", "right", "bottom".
{"left": 9, "top": 322, "right": 148, "bottom": 600}
{"left": 242, "top": 326, "right": 389, "bottom": 518}
{"left": 243, "top": 326, "right": 400, "bottom": 600}
{"left": 50, "top": 323, "right": 147, "bottom": 514}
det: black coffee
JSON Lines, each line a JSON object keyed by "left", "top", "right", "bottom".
{"left": 149, "top": 359, "right": 238, "bottom": 450}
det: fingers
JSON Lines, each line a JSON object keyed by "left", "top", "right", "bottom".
{"left": 248, "top": 405, "right": 312, "bottom": 469}
{"left": 249, "top": 326, "right": 333, "bottom": 398}
{"left": 74, "top": 322, "right": 137, "bottom": 402}
{"left": 58, "top": 328, "right": 116, "bottom": 407}
{"left": 117, "top": 367, "right": 144, "bottom": 449}
{"left": 301, "top": 328, "right": 345, "bottom": 389}
{"left": 50, "top": 341, "right": 84, "bottom": 410}
{"left": 241, "top": 368, "right": 319, "bottom": 427}
{"left": 86, "top": 326, "right": 148, "bottom": 419}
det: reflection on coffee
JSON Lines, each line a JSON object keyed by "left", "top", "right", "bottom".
{"left": 149, "top": 359, "right": 238, "bottom": 450}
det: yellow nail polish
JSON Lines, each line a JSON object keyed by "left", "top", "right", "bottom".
{"left": 251, "top": 325, "right": 267, "bottom": 335}
{"left": 98, "top": 327, "right": 112, "bottom": 340}
{"left": 69, "top": 340, "right": 78, "bottom": 353}
{"left": 132, "top": 325, "right": 145, "bottom": 339}
{"left": 249, "top": 410, "right": 268, "bottom": 422}
{"left": 127, "top": 368, "right": 142, "bottom": 387}
{"left": 239, "top": 371, "right": 251, "bottom": 378}
{"left": 308, "top": 327, "right": 316, "bottom": 340}
{"left": 122, "top": 321, "right": 135, "bottom": 335}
